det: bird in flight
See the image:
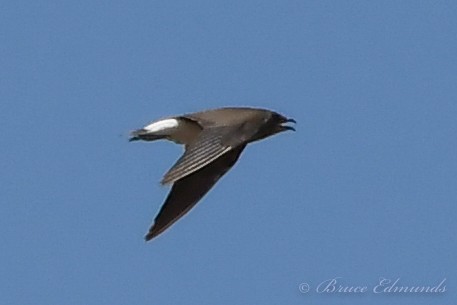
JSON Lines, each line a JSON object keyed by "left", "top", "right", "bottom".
{"left": 130, "top": 107, "right": 295, "bottom": 241}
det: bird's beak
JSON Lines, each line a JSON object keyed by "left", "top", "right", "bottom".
{"left": 280, "top": 118, "right": 296, "bottom": 132}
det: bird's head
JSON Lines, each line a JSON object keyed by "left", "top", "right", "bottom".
{"left": 250, "top": 111, "right": 296, "bottom": 142}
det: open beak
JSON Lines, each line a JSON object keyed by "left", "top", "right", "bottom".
{"left": 280, "top": 118, "right": 296, "bottom": 131}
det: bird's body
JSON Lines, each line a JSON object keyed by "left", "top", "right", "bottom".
{"left": 130, "top": 107, "right": 295, "bottom": 241}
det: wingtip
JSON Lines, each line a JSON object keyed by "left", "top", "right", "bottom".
{"left": 144, "top": 232, "right": 155, "bottom": 242}
{"left": 144, "top": 229, "right": 159, "bottom": 241}
{"left": 144, "top": 225, "right": 164, "bottom": 242}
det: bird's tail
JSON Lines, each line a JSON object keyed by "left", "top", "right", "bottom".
{"left": 129, "top": 129, "right": 167, "bottom": 142}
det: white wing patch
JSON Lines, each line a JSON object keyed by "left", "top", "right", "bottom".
{"left": 143, "top": 118, "right": 179, "bottom": 134}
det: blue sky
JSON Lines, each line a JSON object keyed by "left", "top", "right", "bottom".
{"left": 1, "top": 1, "right": 456, "bottom": 304}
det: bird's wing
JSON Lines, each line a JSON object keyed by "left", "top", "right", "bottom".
{"left": 161, "top": 125, "right": 244, "bottom": 185}
{"left": 145, "top": 145, "right": 246, "bottom": 241}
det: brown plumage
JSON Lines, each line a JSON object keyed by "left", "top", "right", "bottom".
{"left": 130, "top": 107, "right": 295, "bottom": 241}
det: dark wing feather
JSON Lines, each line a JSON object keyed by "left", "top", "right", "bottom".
{"left": 161, "top": 126, "right": 232, "bottom": 185}
{"left": 145, "top": 145, "right": 246, "bottom": 241}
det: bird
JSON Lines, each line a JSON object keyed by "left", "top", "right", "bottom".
{"left": 130, "top": 107, "right": 295, "bottom": 241}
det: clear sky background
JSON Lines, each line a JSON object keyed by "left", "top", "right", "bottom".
{"left": 1, "top": 1, "right": 456, "bottom": 304}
